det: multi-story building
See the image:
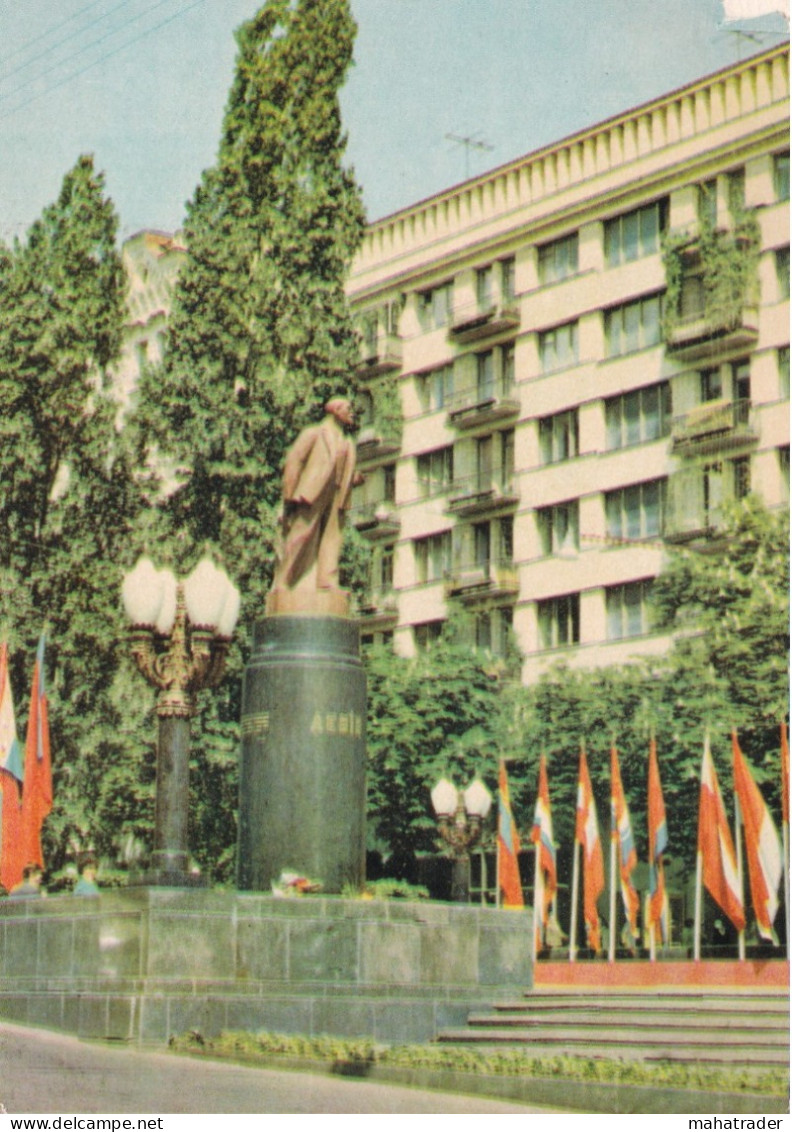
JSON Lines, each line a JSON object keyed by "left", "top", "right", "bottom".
{"left": 346, "top": 44, "right": 790, "bottom": 684}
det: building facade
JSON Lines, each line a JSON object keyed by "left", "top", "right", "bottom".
{"left": 346, "top": 45, "right": 790, "bottom": 685}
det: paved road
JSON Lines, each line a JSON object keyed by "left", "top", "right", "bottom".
{"left": 0, "top": 1024, "right": 553, "bottom": 1115}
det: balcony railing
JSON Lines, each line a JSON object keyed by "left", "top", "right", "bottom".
{"left": 356, "top": 427, "right": 401, "bottom": 464}
{"left": 671, "top": 398, "right": 756, "bottom": 456}
{"left": 358, "top": 588, "right": 399, "bottom": 624}
{"left": 349, "top": 500, "right": 400, "bottom": 539}
{"left": 665, "top": 304, "right": 759, "bottom": 362}
{"left": 449, "top": 299, "right": 520, "bottom": 344}
{"left": 445, "top": 474, "right": 518, "bottom": 517}
{"left": 447, "top": 380, "right": 519, "bottom": 429}
{"left": 356, "top": 331, "right": 403, "bottom": 378}
{"left": 445, "top": 558, "right": 519, "bottom": 598}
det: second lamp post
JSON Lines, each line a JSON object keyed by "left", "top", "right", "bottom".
{"left": 431, "top": 777, "right": 492, "bottom": 902}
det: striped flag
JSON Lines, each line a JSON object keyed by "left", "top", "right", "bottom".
{"left": 21, "top": 635, "right": 52, "bottom": 868}
{"left": 647, "top": 737, "right": 669, "bottom": 944}
{"left": 610, "top": 745, "right": 639, "bottom": 940}
{"left": 0, "top": 644, "right": 25, "bottom": 892}
{"left": 497, "top": 760, "right": 524, "bottom": 907}
{"left": 576, "top": 746, "right": 605, "bottom": 952}
{"left": 698, "top": 735, "right": 745, "bottom": 932}
{"left": 530, "top": 754, "right": 557, "bottom": 933}
{"left": 733, "top": 730, "right": 782, "bottom": 943}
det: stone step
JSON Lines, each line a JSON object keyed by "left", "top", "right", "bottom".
{"left": 468, "top": 1008, "right": 789, "bottom": 1030}
{"left": 461, "top": 1020, "right": 786, "bottom": 1045}
{"left": 524, "top": 989, "right": 788, "bottom": 1006}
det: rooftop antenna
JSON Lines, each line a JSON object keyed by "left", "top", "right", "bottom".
{"left": 721, "top": 26, "right": 788, "bottom": 60}
{"left": 445, "top": 132, "right": 494, "bottom": 179}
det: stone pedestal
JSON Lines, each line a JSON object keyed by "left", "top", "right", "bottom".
{"left": 237, "top": 615, "right": 366, "bottom": 893}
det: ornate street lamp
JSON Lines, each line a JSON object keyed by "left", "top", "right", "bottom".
{"left": 431, "top": 776, "right": 493, "bottom": 903}
{"left": 122, "top": 555, "right": 240, "bottom": 886}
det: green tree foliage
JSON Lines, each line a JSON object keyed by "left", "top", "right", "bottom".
{"left": 0, "top": 156, "right": 151, "bottom": 874}
{"left": 364, "top": 618, "right": 507, "bottom": 875}
{"left": 128, "top": 0, "right": 365, "bottom": 880}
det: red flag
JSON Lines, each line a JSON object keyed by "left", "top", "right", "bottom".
{"left": 698, "top": 735, "right": 745, "bottom": 932}
{"left": 497, "top": 760, "right": 524, "bottom": 907}
{"left": 647, "top": 737, "right": 669, "bottom": 944}
{"left": 576, "top": 746, "right": 605, "bottom": 952}
{"left": 781, "top": 722, "right": 789, "bottom": 827}
{"left": 530, "top": 754, "right": 557, "bottom": 932}
{"left": 21, "top": 636, "right": 52, "bottom": 868}
{"left": 733, "top": 730, "right": 782, "bottom": 942}
{"left": 0, "top": 643, "right": 25, "bottom": 892}
{"left": 610, "top": 746, "right": 639, "bottom": 938}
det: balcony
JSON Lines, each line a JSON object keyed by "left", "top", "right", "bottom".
{"left": 671, "top": 399, "right": 757, "bottom": 456}
{"left": 447, "top": 382, "right": 520, "bottom": 430}
{"left": 449, "top": 300, "right": 520, "bottom": 344}
{"left": 356, "top": 331, "right": 403, "bottom": 379}
{"left": 357, "top": 588, "right": 399, "bottom": 628}
{"left": 349, "top": 500, "right": 400, "bottom": 541}
{"left": 445, "top": 558, "right": 519, "bottom": 600}
{"left": 445, "top": 475, "right": 519, "bottom": 518}
{"left": 356, "top": 427, "right": 400, "bottom": 465}
{"left": 665, "top": 305, "right": 758, "bottom": 363}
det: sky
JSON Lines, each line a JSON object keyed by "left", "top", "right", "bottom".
{"left": 0, "top": 0, "right": 788, "bottom": 244}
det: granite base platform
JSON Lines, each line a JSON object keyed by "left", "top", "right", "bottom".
{"left": 0, "top": 889, "right": 533, "bottom": 1046}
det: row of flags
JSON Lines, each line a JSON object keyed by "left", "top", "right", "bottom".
{"left": 0, "top": 637, "right": 53, "bottom": 892}
{"left": 496, "top": 726, "right": 788, "bottom": 958}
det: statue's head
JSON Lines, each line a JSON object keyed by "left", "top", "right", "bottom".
{"left": 326, "top": 397, "right": 354, "bottom": 427}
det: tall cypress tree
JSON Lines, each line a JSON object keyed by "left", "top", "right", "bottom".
{"left": 137, "top": 0, "right": 365, "bottom": 600}
{"left": 0, "top": 156, "right": 151, "bottom": 875}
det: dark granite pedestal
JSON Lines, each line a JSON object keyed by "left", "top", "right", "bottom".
{"left": 237, "top": 615, "right": 366, "bottom": 894}
{"left": 0, "top": 890, "right": 533, "bottom": 1046}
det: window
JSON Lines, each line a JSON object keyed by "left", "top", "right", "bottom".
{"left": 502, "top": 343, "right": 515, "bottom": 394}
{"left": 416, "top": 446, "right": 453, "bottom": 498}
{"left": 475, "top": 607, "right": 513, "bottom": 657}
{"left": 779, "top": 447, "right": 790, "bottom": 501}
{"left": 605, "top": 479, "right": 665, "bottom": 541}
{"left": 774, "top": 152, "right": 790, "bottom": 202}
{"left": 698, "top": 179, "right": 717, "bottom": 227}
{"left": 476, "top": 266, "right": 493, "bottom": 308}
{"left": 538, "top": 232, "right": 579, "bottom": 284}
{"left": 540, "top": 320, "right": 579, "bottom": 371}
{"left": 539, "top": 409, "right": 579, "bottom": 464}
{"left": 604, "top": 294, "right": 663, "bottom": 357}
{"left": 779, "top": 346, "right": 790, "bottom": 400}
{"left": 606, "top": 580, "right": 653, "bottom": 641}
{"left": 498, "top": 515, "right": 514, "bottom": 563}
{"left": 420, "top": 364, "right": 454, "bottom": 412}
{"left": 727, "top": 168, "right": 745, "bottom": 215}
{"left": 776, "top": 247, "right": 790, "bottom": 300}
{"left": 418, "top": 282, "right": 453, "bottom": 330}
{"left": 414, "top": 621, "right": 444, "bottom": 650}
{"left": 476, "top": 350, "right": 495, "bottom": 400}
{"left": 604, "top": 199, "right": 668, "bottom": 267}
{"left": 731, "top": 358, "right": 750, "bottom": 404}
{"left": 733, "top": 455, "right": 751, "bottom": 500}
{"left": 700, "top": 367, "right": 723, "bottom": 402}
{"left": 605, "top": 382, "right": 671, "bottom": 449}
{"left": 379, "top": 546, "right": 394, "bottom": 589}
{"left": 537, "top": 500, "right": 579, "bottom": 556}
{"left": 501, "top": 257, "right": 516, "bottom": 302}
{"left": 383, "top": 464, "right": 396, "bottom": 503}
{"left": 538, "top": 594, "right": 580, "bottom": 649}
{"left": 414, "top": 532, "right": 451, "bottom": 583}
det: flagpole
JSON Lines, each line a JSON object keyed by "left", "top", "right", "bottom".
{"left": 569, "top": 840, "right": 580, "bottom": 962}
{"left": 496, "top": 829, "right": 502, "bottom": 909}
{"left": 784, "top": 820, "right": 789, "bottom": 959}
{"left": 532, "top": 842, "right": 542, "bottom": 964}
{"left": 694, "top": 850, "right": 703, "bottom": 962}
{"left": 608, "top": 836, "right": 617, "bottom": 962}
{"left": 734, "top": 790, "right": 746, "bottom": 961}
